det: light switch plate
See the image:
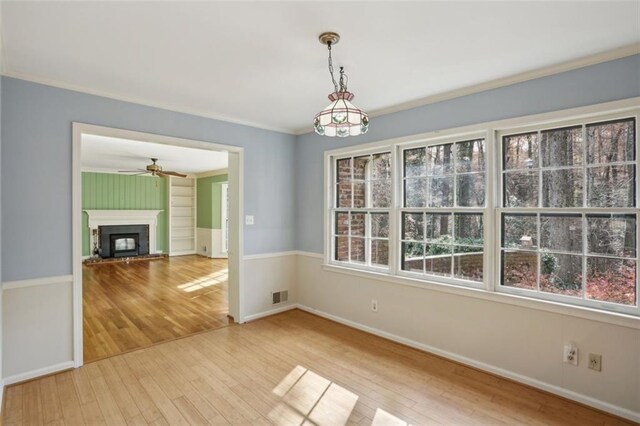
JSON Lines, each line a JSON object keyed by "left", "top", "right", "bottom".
{"left": 245, "top": 215, "right": 254, "bottom": 225}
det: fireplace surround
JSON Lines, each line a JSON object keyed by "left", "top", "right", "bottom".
{"left": 84, "top": 209, "right": 162, "bottom": 258}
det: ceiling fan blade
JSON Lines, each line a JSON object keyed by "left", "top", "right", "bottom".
{"left": 160, "top": 170, "right": 188, "bottom": 178}
{"left": 118, "top": 169, "right": 148, "bottom": 173}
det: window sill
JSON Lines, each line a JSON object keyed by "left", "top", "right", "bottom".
{"left": 320, "top": 263, "right": 640, "bottom": 330}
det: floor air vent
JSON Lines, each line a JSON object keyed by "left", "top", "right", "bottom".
{"left": 272, "top": 290, "right": 289, "bottom": 305}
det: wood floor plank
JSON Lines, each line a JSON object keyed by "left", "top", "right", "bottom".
{"left": 138, "top": 376, "right": 189, "bottom": 425}
{"left": 89, "top": 375, "right": 127, "bottom": 424}
{"left": 54, "top": 372, "right": 85, "bottom": 426}
{"left": 78, "top": 400, "right": 106, "bottom": 426}
{"left": 3, "top": 385, "right": 24, "bottom": 425}
{"left": 38, "top": 376, "right": 63, "bottom": 424}
{"left": 83, "top": 255, "right": 229, "bottom": 362}
{"left": 21, "top": 381, "right": 44, "bottom": 426}
{"left": 110, "top": 355, "right": 164, "bottom": 424}
{"left": 3, "top": 309, "right": 635, "bottom": 426}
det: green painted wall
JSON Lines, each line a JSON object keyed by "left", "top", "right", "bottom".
{"left": 197, "top": 174, "right": 228, "bottom": 229}
{"left": 82, "top": 172, "right": 168, "bottom": 256}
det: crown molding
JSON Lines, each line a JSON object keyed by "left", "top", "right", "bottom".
{"left": 294, "top": 43, "right": 640, "bottom": 135}
{"left": 3, "top": 43, "right": 638, "bottom": 137}
{"left": 0, "top": 70, "right": 295, "bottom": 135}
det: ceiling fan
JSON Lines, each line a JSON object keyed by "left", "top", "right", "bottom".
{"left": 119, "top": 158, "right": 187, "bottom": 178}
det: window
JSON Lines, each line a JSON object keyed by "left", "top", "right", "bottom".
{"left": 500, "top": 118, "right": 637, "bottom": 309}
{"left": 400, "top": 139, "right": 486, "bottom": 284}
{"left": 332, "top": 152, "right": 392, "bottom": 269}
{"left": 326, "top": 106, "right": 639, "bottom": 316}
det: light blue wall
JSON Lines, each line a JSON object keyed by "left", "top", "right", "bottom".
{"left": 1, "top": 77, "right": 296, "bottom": 281}
{"left": 2, "top": 55, "right": 640, "bottom": 279}
{"left": 295, "top": 54, "right": 640, "bottom": 253}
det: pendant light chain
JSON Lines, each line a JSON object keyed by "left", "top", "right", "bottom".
{"left": 327, "top": 42, "right": 339, "bottom": 94}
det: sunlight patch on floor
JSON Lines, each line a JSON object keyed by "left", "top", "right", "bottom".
{"left": 177, "top": 269, "right": 228, "bottom": 292}
{"left": 371, "top": 408, "right": 409, "bottom": 426}
{"left": 270, "top": 365, "right": 389, "bottom": 426}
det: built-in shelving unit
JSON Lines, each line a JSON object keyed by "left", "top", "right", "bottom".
{"left": 168, "top": 176, "right": 196, "bottom": 256}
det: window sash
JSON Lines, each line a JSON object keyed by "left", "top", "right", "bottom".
{"left": 325, "top": 106, "right": 639, "bottom": 317}
{"left": 497, "top": 116, "right": 639, "bottom": 314}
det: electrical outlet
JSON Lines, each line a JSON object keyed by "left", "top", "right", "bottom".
{"left": 563, "top": 344, "right": 578, "bottom": 366}
{"left": 371, "top": 300, "right": 378, "bottom": 312}
{"left": 588, "top": 353, "right": 602, "bottom": 372}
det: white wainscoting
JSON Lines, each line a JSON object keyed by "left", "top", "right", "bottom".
{"left": 242, "top": 251, "right": 297, "bottom": 321}
{"left": 196, "top": 228, "right": 227, "bottom": 258}
{"left": 295, "top": 253, "right": 640, "bottom": 423}
{"left": 0, "top": 252, "right": 297, "bottom": 383}
{"left": 2, "top": 275, "right": 75, "bottom": 384}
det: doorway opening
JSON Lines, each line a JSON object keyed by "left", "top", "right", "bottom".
{"left": 72, "top": 124, "right": 244, "bottom": 365}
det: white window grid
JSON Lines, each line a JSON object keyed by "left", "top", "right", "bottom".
{"left": 330, "top": 151, "right": 392, "bottom": 272}
{"left": 324, "top": 105, "right": 639, "bottom": 317}
{"left": 497, "top": 115, "right": 639, "bottom": 315}
{"left": 398, "top": 137, "right": 488, "bottom": 288}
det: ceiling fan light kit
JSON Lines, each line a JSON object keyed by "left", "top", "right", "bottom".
{"left": 313, "top": 32, "right": 369, "bottom": 138}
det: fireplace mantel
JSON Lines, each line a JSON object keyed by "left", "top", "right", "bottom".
{"left": 84, "top": 209, "right": 162, "bottom": 256}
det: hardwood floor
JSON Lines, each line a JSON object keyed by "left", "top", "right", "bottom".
{"left": 3, "top": 309, "right": 633, "bottom": 425}
{"left": 83, "top": 255, "right": 229, "bottom": 362}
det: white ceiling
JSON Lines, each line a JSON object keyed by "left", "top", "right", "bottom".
{"left": 81, "top": 134, "right": 228, "bottom": 175}
{"left": 3, "top": 1, "right": 639, "bottom": 134}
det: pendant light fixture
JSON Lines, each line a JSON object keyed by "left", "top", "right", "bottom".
{"left": 313, "top": 32, "right": 369, "bottom": 138}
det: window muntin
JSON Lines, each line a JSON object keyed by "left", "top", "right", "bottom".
{"left": 500, "top": 118, "right": 638, "bottom": 308}
{"left": 332, "top": 152, "right": 391, "bottom": 269}
{"left": 400, "top": 139, "right": 486, "bottom": 284}
{"left": 327, "top": 108, "right": 639, "bottom": 317}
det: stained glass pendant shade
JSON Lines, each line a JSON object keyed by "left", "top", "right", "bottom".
{"left": 313, "top": 32, "right": 369, "bottom": 138}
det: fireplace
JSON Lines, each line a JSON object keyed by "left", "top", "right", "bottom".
{"left": 99, "top": 225, "right": 150, "bottom": 258}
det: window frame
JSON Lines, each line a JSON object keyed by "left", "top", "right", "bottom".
{"left": 396, "top": 133, "right": 491, "bottom": 289}
{"left": 328, "top": 146, "right": 395, "bottom": 273}
{"left": 323, "top": 100, "right": 640, "bottom": 319}
{"left": 496, "top": 112, "right": 639, "bottom": 316}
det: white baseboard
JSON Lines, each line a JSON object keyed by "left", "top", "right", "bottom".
{"left": 296, "top": 304, "right": 640, "bottom": 423}
{"left": 3, "top": 361, "right": 75, "bottom": 386}
{"left": 243, "top": 303, "right": 299, "bottom": 322}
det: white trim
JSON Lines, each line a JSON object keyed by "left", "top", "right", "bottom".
{"left": 3, "top": 71, "right": 293, "bottom": 135}
{"left": 294, "top": 43, "right": 640, "bottom": 135}
{"left": 2, "top": 361, "right": 75, "bottom": 386}
{"left": 296, "top": 251, "right": 324, "bottom": 259}
{"left": 72, "top": 124, "right": 82, "bottom": 367}
{"left": 320, "top": 263, "right": 640, "bottom": 330}
{"left": 196, "top": 168, "right": 229, "bottom": 179}
{"left": 323, "top": 98, "right": 640, "bottom": 321}
{"left": 221, "top": 182, "right": 229, "bottom": 254}
{"left": 4, "top": 45, "right": 637, "bottom": 137}
{"left": 296, "top": 304, "right": 640, "bottom": 423}
{"left": 0, "top": 380, "right": 4, "bottom": 414}
{"left": 241, "top": 250, "right": 326, "bottom": 260}
{"left": 2, "top": 274, "right": 73, "bottom": 290}
{"left": 243, "top": 304, "right": 299, "bottom": 322}
{"left": 73, "top": 123, "right": 245, "bottom": 368}
{"left": 243, "top": 251, "right": 300, "bottom": 260}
